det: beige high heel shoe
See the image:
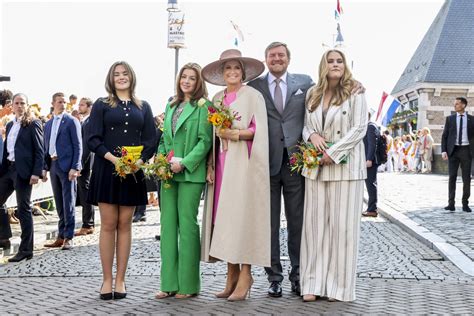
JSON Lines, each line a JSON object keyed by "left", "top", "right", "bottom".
{"left": 227, "top": 279, "right": 253, "bottom": 301}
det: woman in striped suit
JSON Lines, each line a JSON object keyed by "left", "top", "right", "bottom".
{"left": 300, "top": 49, "right": 367, "bottom": 302}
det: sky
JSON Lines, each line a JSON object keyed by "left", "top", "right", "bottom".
{"left": 0, "top": 0, "right": 444, "bottom": 115}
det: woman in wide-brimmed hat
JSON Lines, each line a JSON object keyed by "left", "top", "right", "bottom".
{"left": 200, "top": 49, "right": 271, "bottom": 301}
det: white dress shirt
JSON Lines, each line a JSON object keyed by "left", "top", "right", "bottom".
{"left": 268, "top": 72, "right": 288, "bottom": 110}
{"left": 6, "top": 118, "right": 21, "bottom": 161}
{"left": 49, "top": 113, "right": 64, "bottom": 157}
{"left": 456, "top": 112, "right": 469, "bottom": 146}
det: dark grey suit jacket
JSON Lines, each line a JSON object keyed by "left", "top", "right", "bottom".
{"left": 441, "top": 113, "right": 474, "bottom": 157}
{"left": 248, "top": 73, "right": 314, "bottom": 176}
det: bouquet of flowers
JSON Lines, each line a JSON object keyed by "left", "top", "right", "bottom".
{"left": 142, "top": 150, "right": 175, "bottom": 188}
{"left": 289, "top": 142, "right": 346, "bottom": 175}
{"left": 289, "top": 142, "right": 321, "bottom": 174}
{"left": 208, "top": 97, "right": 241, "bottom": 151}
{"left": 114, "top": 145, "right": 143, "bottom": 180}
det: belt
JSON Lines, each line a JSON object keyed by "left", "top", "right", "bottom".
{"left": 51, "top": 156, "right": 58, "bottom": 161}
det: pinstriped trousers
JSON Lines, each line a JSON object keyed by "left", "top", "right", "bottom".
{"left": 300, "top": 178, "right": 363, "bottom": 302}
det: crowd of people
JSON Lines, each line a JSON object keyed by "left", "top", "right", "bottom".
{"left": 379, "top": 128, "right": 434, "bottom": 174}
{"left": 1, "top": 40, "right": 469, "bottom": 306}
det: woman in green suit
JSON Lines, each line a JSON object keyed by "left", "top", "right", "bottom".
{"left": 155, "top": 63, "right": 212, "bottom": 299}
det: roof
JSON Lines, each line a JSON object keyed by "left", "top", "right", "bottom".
{"left": 392, "top": 0, "right": 474, "bottom": 94}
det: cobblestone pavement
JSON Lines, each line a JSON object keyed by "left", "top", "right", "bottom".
{"left": 377, "top": 172, "right": 474, "bottom": 261}
{"left": 1, "top": 206, "right": 473, "bottom": 314}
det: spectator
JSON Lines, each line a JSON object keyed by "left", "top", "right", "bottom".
{"left": 75, "top": 97, "right": 95, "bottom": 236}
{"left": 422, "top": 127, "right": 434, "bottom": 173}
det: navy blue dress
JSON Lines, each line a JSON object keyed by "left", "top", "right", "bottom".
{"left": 87, "top": 98, "right": 157, "bottom": 206}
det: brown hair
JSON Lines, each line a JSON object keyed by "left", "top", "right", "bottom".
{"left": 80, "top": 97, "right": 93, "bottom": 107}
{"left": 52, "top": 92, "right": 65, "bottom": 102}
{"left": 306, "top": 49, "right": 354, "bottom": 112}
{"left": 104, "top": 61, "right": 142, "bottom": 109}
{"left": 12, "top": 93, "right": 34, "bottom": 127}
{"left": 170, "top": 62, "right": 208, "bottom": 107}
{"left": 265, "top": 41, "right": 291, "bottom": 59}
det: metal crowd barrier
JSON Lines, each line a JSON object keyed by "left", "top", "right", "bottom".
{"left": 5, "top": 180, "right": 54, "bottom": 208}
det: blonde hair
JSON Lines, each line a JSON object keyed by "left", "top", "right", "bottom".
{"left": 423, "top": 127, "right": 431, "bottom": 134}
{"left": 306, "top": 49, "right": 354, "bottom": 112}
{"left": 104, "top": 61, "right": 142, "bottom": 109}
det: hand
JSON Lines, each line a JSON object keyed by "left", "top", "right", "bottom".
{"left": 319, "top": 152, "right": 334, "bottom": 166}
{"left": 170, "top": 161, "right": 184, "bottom": 173}
{"left": 41, "top": 170, "right": 48, "bottom": 182}
{"left": 206, "top": 165, "right": 214, "bottom": 184}
{"left": 110, "top": 156, "right": 119, "bottom": 165}
{"left": 68, "top": 169, "right": 79, "bottom": 181}
{"left": 366, "top": 160, "right": 373, "bottom": 168}
{"left": 351, "top": 80, "right": 366, "bottom": 94}
{"left": 136, "top": 159, "right": 144, "bottom": 166}
{"left": 309, "top": 133, "right": 328, "bottom": 153}
{"left": 442, "top": 152, "right": 448, "bottom": 160}
{"left": 216, "top": 128, "right": 240, "bottom": 141}
{"left": 30, "top": 175, "right": 40, "bottom": 185}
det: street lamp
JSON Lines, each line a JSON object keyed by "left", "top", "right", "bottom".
{"left": 167, "top": 0, "right": 185, "bottom": 79}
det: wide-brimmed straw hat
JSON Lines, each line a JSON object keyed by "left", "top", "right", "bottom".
{"left": 202, "top": 49, "right": 265, "bottom": 86}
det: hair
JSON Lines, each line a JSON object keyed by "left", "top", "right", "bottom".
{"left": 384, "top": 130, "right": 390, "bottom": 135}
{"left": 12, "top": 93, "right": 34, "bottom": 127}
{"left": 456, "top": 97, "right": 468, "bottom": 106}
{"left": 0, "top": 89, "right": 13, "bottom": 106}
{"left": 80, "top": 97, "right": 93, "bottom": 107}
{"left": 405, "top": 134, "right": 413, "bottom": 142}
{"left": 265, "top": 41, "right": 291, "bottom": 59}
{"left": 306, "top": 49, "right": 354, "bottom": 112}
{"left": 422, "top": 127, "right": 431, "bottom": 134}
{"left": 170, "top": 62, "right": 208, "bottom": 108}
{"left": 69, "top": 94, "right": 77, "bottom": 101}
{"left": 105, "top": 61, "right": 142, "bottom": 109}
{"left": 52, "top": 92, "right": 65, "bottom": 103}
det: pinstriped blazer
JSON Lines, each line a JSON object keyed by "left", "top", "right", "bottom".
{"left": 302, "top": 90, "right": 368, "bottom": 181}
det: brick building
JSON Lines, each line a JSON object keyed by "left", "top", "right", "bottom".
{"left": 390, "top": 0, "right": 474, "bottom": 173}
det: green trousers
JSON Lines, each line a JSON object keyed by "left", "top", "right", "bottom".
{"left": 160, "top": 180, "right": 203, "bottom": 294}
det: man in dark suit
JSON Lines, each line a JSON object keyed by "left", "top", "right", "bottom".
{"left": 0, "top": 93, "right": 44, "bottom": 261}
{"left": 74, "top": 97, "right": 95, "bottom": 236}
{"left": 441, "top": 97, "right": 474, "bottom": 213}
{"left": 43, "top": 92, "right": 82, "bottom": 250}
{"left": 362, "top": 112, "right": 380, "bottom": 217}
{"left": 248, "top": 42, "right": 314, "bottom": 297}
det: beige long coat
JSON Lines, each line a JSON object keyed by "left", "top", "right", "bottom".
{"left": 201, "top": 85, "right": 271, "bottom": 267}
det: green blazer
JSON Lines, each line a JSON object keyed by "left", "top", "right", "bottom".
{"left": 158, "top": 99, "right": 212, "bottom": 183}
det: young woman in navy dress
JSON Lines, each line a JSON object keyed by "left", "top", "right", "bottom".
{"left": 88, "top": 61, "right": 157, "bottom": 300}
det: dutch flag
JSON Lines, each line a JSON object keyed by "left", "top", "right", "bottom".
{"left": 375, "top": 91, "right": 402, "bottom": 127}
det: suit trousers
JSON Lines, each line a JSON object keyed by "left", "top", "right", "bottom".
{"left": 50, "top": 161, "right": 77, "bottom": 240}
{"left": 77, "top": 160, "right": 94, "bottom": 228}
{"left": 448, "top": 146, "right": 472, "bottom": 205}
{"left": 364, "top": 164, "right": 378, "bottom": 212}
{"left": 0, "top": 164, "right": 34, "bottom": 254}
{"left": 300, "top": 178, "right": 363, "bottom": 302}
{"left": 266, "top": 150, "right": 304, "bottom": 283}
{"left": 160, "top": 180, "right": 203, "bottom": 294}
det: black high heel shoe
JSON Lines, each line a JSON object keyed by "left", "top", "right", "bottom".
{"left": 113, "top": 284, "right": 127, "bottom": 300}
{"left": 100, "top": 283, "right": 113, "bottom": 301}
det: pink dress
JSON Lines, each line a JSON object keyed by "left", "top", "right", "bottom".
{"left": 212, "top": 91, "right": 256, "bottom": 224}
